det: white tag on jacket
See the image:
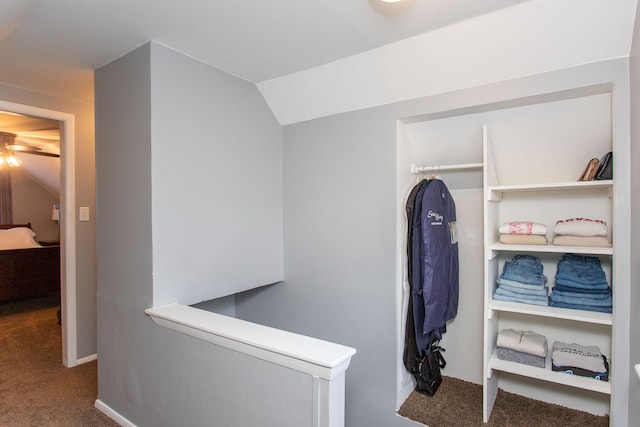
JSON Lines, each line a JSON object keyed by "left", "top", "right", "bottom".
{"left": 449, "top": 221, "right": 458, "bottom": 244}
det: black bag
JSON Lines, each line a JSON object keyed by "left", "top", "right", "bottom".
{"left": 413, "top": 341, "right": 446, "bottom": 396}
{"left": 596, "top": 152, "right": 612, "bottom": 180}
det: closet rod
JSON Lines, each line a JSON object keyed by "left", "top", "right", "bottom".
{"left": 411, "top": 162, "right": 483, "bottom": 174}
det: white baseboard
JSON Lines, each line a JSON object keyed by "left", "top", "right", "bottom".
{"left": 398, "top": 381, "right": 414, "bottom": 410}
{"left": 95, "top": 399, "right": 137, "bottom": 427}
{"left": 76, "top": 353, "right": 97, "bottom": 365}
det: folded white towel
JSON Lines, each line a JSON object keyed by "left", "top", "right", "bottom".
{"left": 499, "top": 222, "right": 547, "bottom": 235}
{"left": 553, "top": 218, "right": 607, "bottom": 237}
{"left": 496, "top": 329, "right": 548, "bottom": 357}
{"left": 551, "top": 341, "right": 606, "bottom": 373}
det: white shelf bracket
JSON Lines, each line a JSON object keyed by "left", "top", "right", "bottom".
{"left": 487, "top": 190, "right": 502, "bottom": 202}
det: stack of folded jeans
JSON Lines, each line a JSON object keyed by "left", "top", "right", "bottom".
{"left": 492, "top": 255, "right": 549, "bottom": 306}
{"left": 496, "top": 329, "right": 547, "bottom": 368}
{"left": 551, "top": 341, "right": 609, "bottom": 381}
{"left": 549, "top": 254, "right": 612, "bottom": 313}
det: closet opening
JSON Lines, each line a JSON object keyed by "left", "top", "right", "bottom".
{"left": 395, "top": 85, "right": 618, "bottom": 426}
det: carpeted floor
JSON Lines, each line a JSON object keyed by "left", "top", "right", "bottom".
{"left": 0, "top": 296, "right": 118, "bottom": 427}
{"left": 398, "top": 376, "right": 609, "bottom": 427}
{"left": 1, "top": 297, "right": 611, "bottom": 427}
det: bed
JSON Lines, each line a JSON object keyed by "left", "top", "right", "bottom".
{"left": 0, "top": 223, "right": 60, "bottom": 303}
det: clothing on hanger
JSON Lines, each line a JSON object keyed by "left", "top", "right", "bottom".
{"left": 403, "top": 176, "right": 459, "bottom": 396}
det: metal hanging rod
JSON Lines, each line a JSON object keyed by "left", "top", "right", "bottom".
{"left": 411, "top": 162, "right": 483, "bottom": 174}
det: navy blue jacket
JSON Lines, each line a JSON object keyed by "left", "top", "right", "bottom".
{"left": 411, "top": 179, "right": 459, "bottom": 352}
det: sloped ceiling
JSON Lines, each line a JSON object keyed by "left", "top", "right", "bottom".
{"left": 0, "top": 0, "right": 534, "bottom": 104}
{"left": 0, "top": 0, "right": 637, "bottom": 124}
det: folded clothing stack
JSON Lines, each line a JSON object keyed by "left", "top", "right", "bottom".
{"left": 552, "top": 218, "right": 611, "bottom": 247}
{"left": 499, "top": 222, "right": 547, "bottom": 245}
{"left": 493, "top": 255, "right": 549, "bottom": 306}
{"left": 551, "top": 341, "right": 609, "bottom": 381}
{"left": 549, "top": 254, "right": 612, "bottom": 313}
{"left": 496, "top": 329, "right": 547, "bottom": 368}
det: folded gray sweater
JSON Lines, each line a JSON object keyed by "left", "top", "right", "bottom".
{"left": 497, "top": 347, "right": 545, "bottom": 368}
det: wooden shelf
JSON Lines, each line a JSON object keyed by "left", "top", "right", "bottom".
{"left": 488, "top": 299, "right": 612, "bottom": 325}
{"left": 489, "top": 351, "right": 611, "bottom": 395}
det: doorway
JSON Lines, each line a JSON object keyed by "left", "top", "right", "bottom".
{"left": 0, "top": 100, "right": 78, "bottom": 367}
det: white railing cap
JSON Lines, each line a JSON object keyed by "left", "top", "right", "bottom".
{"left": 146, "top": 303, "right": 357, "bottom": 380}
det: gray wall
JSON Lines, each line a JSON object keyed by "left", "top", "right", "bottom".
{"left": 235, "top": 58, "right": 632, "bottom": 426}
{"left": 95, "top": 42, "right": 285, "bottom": 426}
{"left": 628, "top": 5, "right": 640, "bottom": 423}
{"left": 95, "top": 41, "right": 634, "bottom": 426}
{"left": 0, "top": 83, "right": 96, "bottom": 359}
{"left": 149, "top": 44, "right": 283, "bottom": 307}
{"left": 12, "top": 168, "right": 59, "bottom": 241}
{"left": 96, "top": 43, "right": 153, "bottom": 423}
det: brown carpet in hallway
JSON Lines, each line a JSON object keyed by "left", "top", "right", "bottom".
{"left": 398, "top": 375, "right": 609, "bottom": 427}
{"left": 0, "top": 296, "right": 118, "bottom": 426}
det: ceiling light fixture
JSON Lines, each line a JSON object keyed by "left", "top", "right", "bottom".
{"left": 0, "top": 132, "right": 20, "bottom": 168}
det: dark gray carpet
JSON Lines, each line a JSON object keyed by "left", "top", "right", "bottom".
{"left": 398, "top": 375, "right": 609, "bottom": 427}
{"left": 0, "top": 296, "right": 118, "bottom": 426}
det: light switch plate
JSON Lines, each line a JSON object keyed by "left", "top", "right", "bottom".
{"left": 79, "top": 206, "right": 90, "bottom": 222}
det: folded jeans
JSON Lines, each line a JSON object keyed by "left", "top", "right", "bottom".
{"left": 493, "top": 293, "right": 549, "bottom": 306}
{"left": 549, "top": 301, "right": 611, "bottom": 313}
{"left": 496, "top": 284, "right": 548, "bottom": 298}
{"left": 550, "top": 293, "right": 612, "bottom": 307}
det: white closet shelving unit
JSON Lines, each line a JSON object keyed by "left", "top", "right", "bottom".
{"left": 482, "top": 123, "right": 615, "bottom": 421}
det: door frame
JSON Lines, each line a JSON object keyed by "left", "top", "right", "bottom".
{"left": 0, "top": 100, "right": 77, "bottom": 367}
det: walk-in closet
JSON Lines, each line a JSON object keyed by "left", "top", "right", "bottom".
{"left": 396, "top": 84, "right": 629, "bottom": 425}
